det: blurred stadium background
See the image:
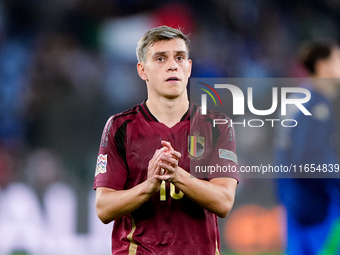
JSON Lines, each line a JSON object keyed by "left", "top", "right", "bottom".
{"left": 0, "top": 0, "right": 339, "bottom": 254}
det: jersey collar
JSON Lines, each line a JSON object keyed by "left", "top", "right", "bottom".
{"left": 140, "top": 100, "right": 195, "bottom": 122}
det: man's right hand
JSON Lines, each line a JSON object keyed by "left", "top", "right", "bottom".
{"left": 145, "top": 147, "right": 167, "bottom": 194}
{"left": 96, "top": 146, "right": 169, "bottom": 223}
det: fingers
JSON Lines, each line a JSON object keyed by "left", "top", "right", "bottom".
{"left": 149, "top": 142, "right": 181, "bottom": 183}
{"left": 149, "top": 147, "right": 167, "bottom": 166}
{"left": 155, "top": 152, "right": 179, "bottom": 182}
{"left": 161, "top": 140, "right": 174, "bottom": 152}
{"left": 155, "top": 173, "right": 172, "bottom": 181}
{"left": 148, "top": 147, "right": 167, "bottom": 177}
{"left": 158, "top": 141, "right": 181, "bottom": 171}
{"left": 160, "top": 153, "right": 178, "bottom": 167}
{"left": 161, "top": 140, "right": 181, "bottom": 160}
{"left": 170, "top": 150, "right": 181, "bottom": 160}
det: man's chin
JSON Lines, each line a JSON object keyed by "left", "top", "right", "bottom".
{"left": 162, "top": 91, "right": 187, "bottom": 99}
{"left": 163, "top": 94, "right": 180, "bottom": 100}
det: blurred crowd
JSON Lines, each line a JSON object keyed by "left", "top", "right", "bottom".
{"left": 0, "top": 0, "right": 339, "bottom": 254}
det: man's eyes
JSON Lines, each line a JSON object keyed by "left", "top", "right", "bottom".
{"left": 155, "top": 56, "right": 185, "bottom": 62}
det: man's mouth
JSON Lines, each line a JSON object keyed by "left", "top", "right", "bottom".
{"left": 166, "top": 77, "right": 180, "bottom": 82}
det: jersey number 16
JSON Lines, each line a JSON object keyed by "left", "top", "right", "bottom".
{"left": 160, "top": 181, "right": 184, "bottom": 201}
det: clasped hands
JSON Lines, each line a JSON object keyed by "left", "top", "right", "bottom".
{"left": 146, "top": 140, "right": 182, "bottom": 193}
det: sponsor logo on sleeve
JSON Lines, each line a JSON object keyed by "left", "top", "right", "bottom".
{"left": 95, "top": 154, "right": 108, "bottom": 176}
{"left": 219, "top": 149, "right": 238, "bottom": 164}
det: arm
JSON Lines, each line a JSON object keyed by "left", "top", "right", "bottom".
{"left": 95, "top": 147, "right": 167, "bottom": 223}
{"left": 157, "top": 141, "right": 237, "bottom": 218}
{"left": 173, "top": 172, "right": 237, "bottom": 218}
{"left": 96, "top": 185, "right": 150, "bottom": 224}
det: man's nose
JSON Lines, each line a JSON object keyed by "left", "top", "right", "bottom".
{"left": 167, "top": 59, "right": 178, "bottom": 71}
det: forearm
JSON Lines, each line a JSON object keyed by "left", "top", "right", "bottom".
{"left": 95, "top": 182, "right": 152, "bottom": 223}
{"left": 96, "top": 147, "right": 168, "bottom": 223}
{"left": 172, "top": 168, "right": 237, "bottom": 218}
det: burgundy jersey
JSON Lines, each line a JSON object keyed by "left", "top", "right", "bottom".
{"left": 94, "top": 101, "right": 238, "bottom": 255}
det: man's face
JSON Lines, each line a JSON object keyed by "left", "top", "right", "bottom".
{"left": 137, "top": 38, "right": 192, "bottom": 99}
{"left": 325, "top": 47, "right": 340, "bottom": 79}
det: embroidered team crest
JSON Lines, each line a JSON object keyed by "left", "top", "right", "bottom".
{"left": 188, "top": 135, "right": 205, "bottom": 157}
{"left": 95, "top": 154, "right": 108, "bottom": 176}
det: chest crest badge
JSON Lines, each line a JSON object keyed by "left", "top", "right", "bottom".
{"left": 188, "top": 132, "right": 205, "bottom": 158}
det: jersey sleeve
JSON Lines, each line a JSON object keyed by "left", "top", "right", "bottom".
{"left": 93, "top": 116, "right": 128, "bottom": 190}
{"left": 207, "top": 115, "right": 239, "bottom": 181}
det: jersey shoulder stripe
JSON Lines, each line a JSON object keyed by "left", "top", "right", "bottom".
{"left": 100, "top": 104, "right": 141, "bottom": 148}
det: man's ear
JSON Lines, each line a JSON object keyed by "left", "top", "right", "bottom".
{"left": 137, "top": 62, "right": 148, "bottom": 81}
{"left": 188, "top": 59, "right": 192, "bottom": 77}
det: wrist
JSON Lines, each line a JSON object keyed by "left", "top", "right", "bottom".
{"left": 139, "top": 180, "right": 156, "bottom": 197}
{"left": 171, "top": 167, "right": 189, "bottom": 185}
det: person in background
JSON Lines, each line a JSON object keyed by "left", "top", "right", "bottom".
{"left": 276, "top": 40, "right": 340, "bottom": 255}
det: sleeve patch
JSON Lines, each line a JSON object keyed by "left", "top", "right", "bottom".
{"left": 95, "top": 154, "right": 108, "bottom": 176}
{"left": 219, "top": 149, "right": 238, "bottom": 164}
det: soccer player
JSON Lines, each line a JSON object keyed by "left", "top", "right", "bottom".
{"left": 93, "top": 26, "right": 239, "bottom": 255}
{"left": 276, "top": 40, "right": 340, "bottom": 255}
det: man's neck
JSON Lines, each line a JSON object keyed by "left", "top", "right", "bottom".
{"left": 146, "top": 94, "right": 189, "bottom": 128}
